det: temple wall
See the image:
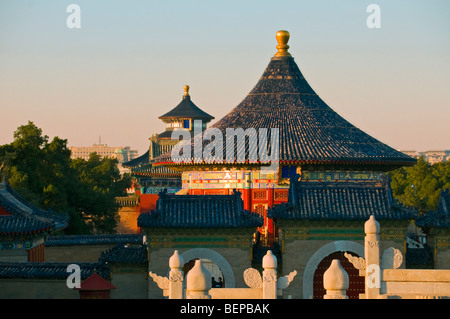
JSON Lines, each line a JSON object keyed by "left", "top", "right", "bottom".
{"left": 139, "top": 194, "right": 159, "bottom": 214}
{"left": 0, "top": 279, "right": 79, "bottom": 299}
{"left": 117, "top": 206, "right": 141, "bottom": 234}
{"left": 110, "top": 273, "right": 148, "bottom": 299}
{"left": 45, "top": 245, "right": 117, "bottom": 263}
{"left": 0, "top": 250, "right": 28, "bottom": 262}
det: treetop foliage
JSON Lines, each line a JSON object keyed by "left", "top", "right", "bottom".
{"left": 0, "top": 121, "right": 131, "bottom": 234}
{"left": 388, "top": 157, "right": 450, "bottom": 212}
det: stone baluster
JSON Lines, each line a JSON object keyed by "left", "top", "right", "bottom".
{"left": 323, "top": 259, "right": 349, "bottom": 299}
{"left": 262, "top": 250, "right": 278, "bottom": 299}
{"left": 186, "top": 259, "right": 212, "bottom": 299}
{"left": 365, "top": 215, "right": 381, "bottom": 299}
{"left": 168, "top": 250, "right": 184, "bottom": 299}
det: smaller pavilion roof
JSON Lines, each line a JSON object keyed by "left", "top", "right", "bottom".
{"left": 158, "top": 85, "right": 214, "bottom": 121}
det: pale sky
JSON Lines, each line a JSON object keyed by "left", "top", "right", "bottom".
{"left": 1, "top": 0, "right": 449, "bottom": 156}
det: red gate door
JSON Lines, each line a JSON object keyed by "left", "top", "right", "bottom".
{"left": 312, "top": 251, "right": 365, "bottom": 299}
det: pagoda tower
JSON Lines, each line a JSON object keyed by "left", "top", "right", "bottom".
{"left": 121, "top": 86, "right": 214, "bottom": 220}
{"left": 153, "top": 31, "right": 416, "bottom": 245}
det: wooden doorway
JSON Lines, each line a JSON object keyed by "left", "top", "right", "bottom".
{"left": 312, "top": 251, "right": 365, "bottom": 299}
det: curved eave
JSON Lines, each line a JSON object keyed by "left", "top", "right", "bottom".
{"left": 0, "top": 226, "right": 53, "bottom": 237}
{"left": 138, "top": 224, "right": 262, "bottom": 229}
{"left": 131, "top": 172, "right": 181, "bottom": 177}
{"left": 153, "top": 158, "right": 416, "bottom": 170}
{"left": 158, "top": 115, "right": 215, "bottom": 121}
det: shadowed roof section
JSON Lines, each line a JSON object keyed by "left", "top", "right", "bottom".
{"left": 153, "top": 31, "right": 416, "bottom": 170}
{"left": 0, "top": 181, "right": 69, "bottom": 235}
{"left": 0, "top": 262, "right": 110, "bottom": 280}
{"left": 415, "top": 189, "right": 450, "bottom": 229}
{"left": 268, "top": 178, "right": 417, "bottom": 221}
{"left": 137, "top": 190, "right": 263, "bottom": 229}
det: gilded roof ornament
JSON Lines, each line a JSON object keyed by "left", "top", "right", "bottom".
{"left": 274, "top": 30, "right": 291, "bottom": 58}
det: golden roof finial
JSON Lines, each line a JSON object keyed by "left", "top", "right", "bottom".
{"left": 184, "top": 85, "right": 190, "bottom": 97}
{"left": 274, "top": 30, "right": 291, "bottom": 57}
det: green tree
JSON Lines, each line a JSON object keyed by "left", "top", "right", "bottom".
{"left": 0, "top": 121, "right": 48, "bottom": 205}
{"left": 388, "top": 157, "right": 450, "bottom": 212}
{"left": 0, "top": 121, "right": 131, "bottom": 234}
{"left": 70, "top": 153, "right": 131, "bottom": 234}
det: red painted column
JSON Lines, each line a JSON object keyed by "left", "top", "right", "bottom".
{"left": 243, "top": 188, "right": 251, "bottom": 212}
{"left": 266, "top": 188, "right": 275, "bottom": 246}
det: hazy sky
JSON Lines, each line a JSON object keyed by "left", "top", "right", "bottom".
{"left": 1, "top": 0, "right": 449, "bottom": 155}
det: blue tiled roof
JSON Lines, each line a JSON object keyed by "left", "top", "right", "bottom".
{"left": 0, "top": 215, "right": 52, "bottom": 235}
{"left": 268, "top": 178, "right": 416, "bottom": 221}
{"left": 415, "top": 189, "right": 450, "bottom": 228}
{"left": 153, "top": 42, "right": 416, "bottom": 170}
{"left": 99, "top": 244, "right": 148, "bottom": 264}
{"left": 138, "top": 190, "right": 263, "bottom": 229}
{"left": 122, "top": 150, "right": 149, "bottom": 168}
{"left": 159, "top": 94, "right": 214, "bottom": 120}
{"left": 0, "top": 262, "right": 110, "bottom": 280}
{"left": 0, "top": 182, "right": 69, "bottom": 235}
{"left": 131, "top": 163, "right": 181, "bottom": 178}
{"left": 46, "top": 234, "right": 144, "bottom": 246}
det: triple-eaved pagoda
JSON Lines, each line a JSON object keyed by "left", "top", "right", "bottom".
{"left": 144, "top": 30, "right": 423, "bottom": 299}
{"left": 121, "top": 85, "right": 215, "bottom": 219}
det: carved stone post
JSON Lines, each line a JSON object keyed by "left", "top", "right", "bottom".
{"left": 365, "top": 215, "right": 381, "bottom": 299}
{"left": 168, "top": 250, "right": 184, "bottom": 299}
{"left": 262, "top": 250, "right": 277, "bottom": 299}
{"left": 186, "top": 259, "right": 212, "bottom": 299}
{"left": 323, "top": 259, "right": 349, "bottom": 299}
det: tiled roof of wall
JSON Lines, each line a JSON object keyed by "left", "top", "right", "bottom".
{"left": 45, "top": 234, "right": 144, "bottom": 246}
{"left": 269, "top": 179, "right": 416, "bottom": 221}
{"left": 138, "top": 190, "right": 263, "bottom": 228}
{"left": 99, "top": 244, "right": 147, "bottom": 264}
{"left": 0, "top": 182, "right": 69, "bottom": 235}
{"left": 0, "top": 262, "right": 110, "bottom": 280}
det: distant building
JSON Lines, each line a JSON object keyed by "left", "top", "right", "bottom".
{"left": 401, "top": 150, "right": 450, "bottom": 164}
{"left": 69, "top": 144, "right": 139, "bottom": 164}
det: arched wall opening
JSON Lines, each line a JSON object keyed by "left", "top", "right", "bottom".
{"left": 303, "top": 240, "right": 364, "bottom": 299}
{"left": 180, "top": 248, "right": 236, "bottom": 288}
